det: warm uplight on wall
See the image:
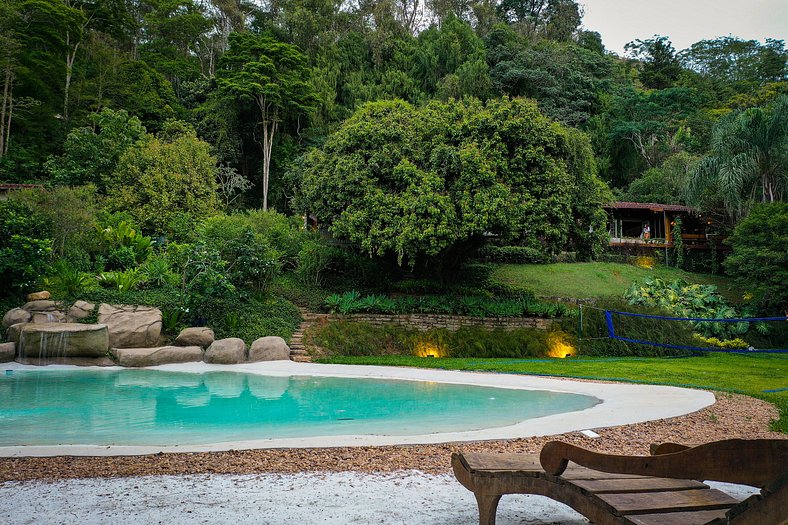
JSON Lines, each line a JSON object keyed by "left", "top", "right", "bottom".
{"left": 546, "top": 333, "right": 576, "bottom": 359}
{"left": 414, "top": 342, "right": 445, "bottom": 358}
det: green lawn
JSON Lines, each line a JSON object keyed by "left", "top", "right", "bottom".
{"left": 318, "top": 353, "right": 788, "bottom": 432}
{"left": 491, "top": 262, "right": 739, "bottom": 301}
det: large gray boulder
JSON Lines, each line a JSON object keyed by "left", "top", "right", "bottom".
{"left": 2, "top": 308, "right": 31, "bottom": 329}
{"left": 175, "top": 327, "right": 215, "bottom": 347}
{"left": 67, "top": 300, "right": 95, "bottom": 322}
{"left": 204, "top": 338, "right": 246, "bottom": 364}
{"left": 111, "top": 346, "right": 203, "bottom": 367}
{"left": 18, "top": 323, "right": 109, "bottom": 358}
{"left": 6, "top": 323, "right": 26, "bottom": 343}
{"left": 98, "top": 304, "right": 162, "bottom": 348}
{"left": 31, "top": 311, "right": 66, "bottom": 324}
{"left": 249, "top": 336, "right": 291, "bottom": 362}
{"left": 21, "top": 300, "right": 61, "bottom": 312}
{"left": 0, "top": 342, "right": 15, "bottom": 362}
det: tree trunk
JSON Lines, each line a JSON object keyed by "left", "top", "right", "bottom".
{"left": 0, "top": 68, "right": 10, "bottom": 156}
{"left": 4, "top": 89, "right": 12, "bottom": 155}
{"left": 257, "top": 95, "right": 278, "bottom": 211}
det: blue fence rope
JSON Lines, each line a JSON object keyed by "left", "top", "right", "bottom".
{"left": 603, "top": 310, "right": 788, "bottom": 354}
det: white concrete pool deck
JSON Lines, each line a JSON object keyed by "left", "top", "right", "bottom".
{"left": 0, "top": 360, "right": 715, "bottom": 457}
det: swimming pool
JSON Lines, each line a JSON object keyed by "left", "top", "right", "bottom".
{"left": 0, "top": 361, "right": 716, "bottom": 456}
{"left": 0, "top": 368, "right": 598, "bottom": 446}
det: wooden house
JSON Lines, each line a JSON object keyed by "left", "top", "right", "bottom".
{"left": 604, "top": 201, "right": 722, "bottom": 250}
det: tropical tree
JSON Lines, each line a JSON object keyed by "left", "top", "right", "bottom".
{"left": 688, "top": 95, "right": 788, "bottom": 221}
{"left": 298, "top": 98, "right": 606, "bottom": 274}
{"left": 724, "top": 202, "right": 788, "bottom": 310}
{"left": 217, "top": 32, "right": 317, "bottom": 211}
{"left": 105, "top": 122, "right": 220, "bottom": 235}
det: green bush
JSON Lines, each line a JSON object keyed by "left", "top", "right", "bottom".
{"left": 306, "top": 321, "right": 558, "bottom": 358}
{"left": 197, "top": 218, "right": 281, "bottom": 292}
{"left": 475, "top": 245, "right": 552, "bottom": 264}
{"left": 572, "top": 298, "right": 701, "bottom": 357}
{"left": 322, "top": 292, "right": 573, "bottom": 318}
{"left": 42, "top": 260, "right": 96, "bottom": 300}
{"left": 725, "top": 202, "right": 788, "bottom": 311}
{"left": 624, "top": 277, "right": 752, "bottom": 339}
{"left": 207, "top": 295, "right": 301, "bottom": 344}
{"left": 0, "top": 200, "right": 52, "bottom": 293}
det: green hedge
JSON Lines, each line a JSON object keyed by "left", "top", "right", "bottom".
{"left": 306, "top": 321, "right": 561, "bottom": 358}
{"left": 475, "top": 245, "right": 551, "bottom": 264}
{"left": 323, "top": 291, "right": 574, "bottom": 318}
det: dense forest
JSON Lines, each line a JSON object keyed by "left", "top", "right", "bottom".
{"left": 1, "top": 1, "right": 786, "bottom": 310}
{"left": 2, "top": 0, "right": 785, "bottom": 214}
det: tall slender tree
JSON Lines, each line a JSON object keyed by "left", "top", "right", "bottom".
{"left": 217, "top": 32, "right": 317, "bottom": 210}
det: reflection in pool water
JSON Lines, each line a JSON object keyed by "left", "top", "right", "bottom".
{"left": 0, "top": 369, "right": 599, "bottom": 446}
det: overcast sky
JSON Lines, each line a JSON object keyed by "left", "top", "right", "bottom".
{"left": 579, "top": 0, "right": 788, "bottom": 55}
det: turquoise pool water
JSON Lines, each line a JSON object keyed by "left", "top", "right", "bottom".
{"left": 0, "top": 369, "right": 599, "bottom": 446}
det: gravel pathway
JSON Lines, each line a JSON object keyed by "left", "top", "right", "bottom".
{"left": 1, "top": 392, "right": 783, "bottom": 481}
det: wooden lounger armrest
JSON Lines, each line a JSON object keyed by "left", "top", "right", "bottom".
{"left": 649, "top": 442, "right": 692, "bottom": 455}
{"left": 540, "top": 439, "right": 788, "bottom": 488}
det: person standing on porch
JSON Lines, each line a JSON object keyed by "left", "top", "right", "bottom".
{"left": 643, "top": 223, "right": 651, "bottom": 239}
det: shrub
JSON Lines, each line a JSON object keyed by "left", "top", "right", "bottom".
{"left": 572, "top": 298, "right": 701, "bottom": 357}
{"left": 724, "top": 202, "right": 788, "bottom": 311}
{"left": 207, "top": 295, "right": 301, "bottom": 344}
{"left": 42, "top": 260, "right": 95, "bottom": 299}
{"left": 475, "top": 245, "right": 552, "bottom": 264}
{"left": 0, "top": 200, "right": 52, "bottom": 293}
{"left": 321, "top": 292, "right": 572, "bottom": 318}
{"left": 624, "top": 277, "right": 749, "bottom": 339}
{"left": 306, "top": 321, "right": 560, "bottom": 358}
{"left": 197, "top": 218, "right": 281, "bottom": 292}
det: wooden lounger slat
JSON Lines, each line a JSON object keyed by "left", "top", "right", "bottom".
{"left": 624, "top": 509, "right": 732, "bottom": 525}
{"left": 571, "top": 477, "right": 709, "bottom": 494}
{"left": 598, "top": 488, "right": 740, "bottom": 515}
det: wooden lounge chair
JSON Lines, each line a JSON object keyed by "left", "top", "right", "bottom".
{"left": 452, "top": 439, "right": 788, "bottom": 525}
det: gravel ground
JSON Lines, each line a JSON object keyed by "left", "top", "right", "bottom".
{"left": 0, "top": 392, "right": 783, "bottom": 481}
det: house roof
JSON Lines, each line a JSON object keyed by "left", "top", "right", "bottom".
{"left": 604, "top": 201, "right": 697, "bottom": 213}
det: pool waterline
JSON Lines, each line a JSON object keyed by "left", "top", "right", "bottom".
{"left": 0, "top": 361, "right": 715, "bottom": 457}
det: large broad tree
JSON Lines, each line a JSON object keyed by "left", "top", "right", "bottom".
{"left": 217, "top": 32, "right": 317, "bottom": 211}
{"left": 298, "top": 97, "right": 608, "bottom": 274}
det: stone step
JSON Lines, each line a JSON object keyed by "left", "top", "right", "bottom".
{"left": 291, "top": 355, "right": 312, "bottom": 363}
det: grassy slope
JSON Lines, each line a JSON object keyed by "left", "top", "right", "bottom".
{"left": 318, "top": 354, "right": 788, "bottom": 432}
{"left": 491, "top": 262, "right": 739, "bottom": 302}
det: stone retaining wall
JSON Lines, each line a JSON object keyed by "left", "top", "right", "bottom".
{"left": 325, "top": 313, "right": 553, "bottom": 331}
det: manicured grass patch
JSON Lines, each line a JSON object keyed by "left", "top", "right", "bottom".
{"left": 491, "top": 262, "right": 738, "bottom": 301}
{"left": 317, "top": 353, "right": 788, "bottom": 432}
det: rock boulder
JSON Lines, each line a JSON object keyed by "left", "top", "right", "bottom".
{"left": 204, "top": 338, "right": 246, "bottom": 364}
{"left": 249, "top": 336, "right": 291, "bottom": 362}
{"left": 67, "top": 300, "right": 95, "bottom": 322}
{"left": 2, "top": 308, "right": 31, "bottom": 329}
{"left": 111, "top": 346, "right": 203, "bottom": 367}
{"left": 6, "top": 323, "right": 26, "bottom": 343}
{"left": 21, "top": 300, "right": 61, "bottom": 312}
{"left": 175, "top": 327, "right": 215, "bottom": 347}
{"left": 26, "top": 291, "right": 51, "bottom": 301}
{"left": 31, "top": 311, "right": 66, "bottom": 324}
{"left": 98, "top": 304, "right": 162, "bottom": 348}
{"left": 0, "top": 341, "right": 15, "bottom": 362}
{"left": 19, "top": 323, "right": 109, "bottom": 358}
